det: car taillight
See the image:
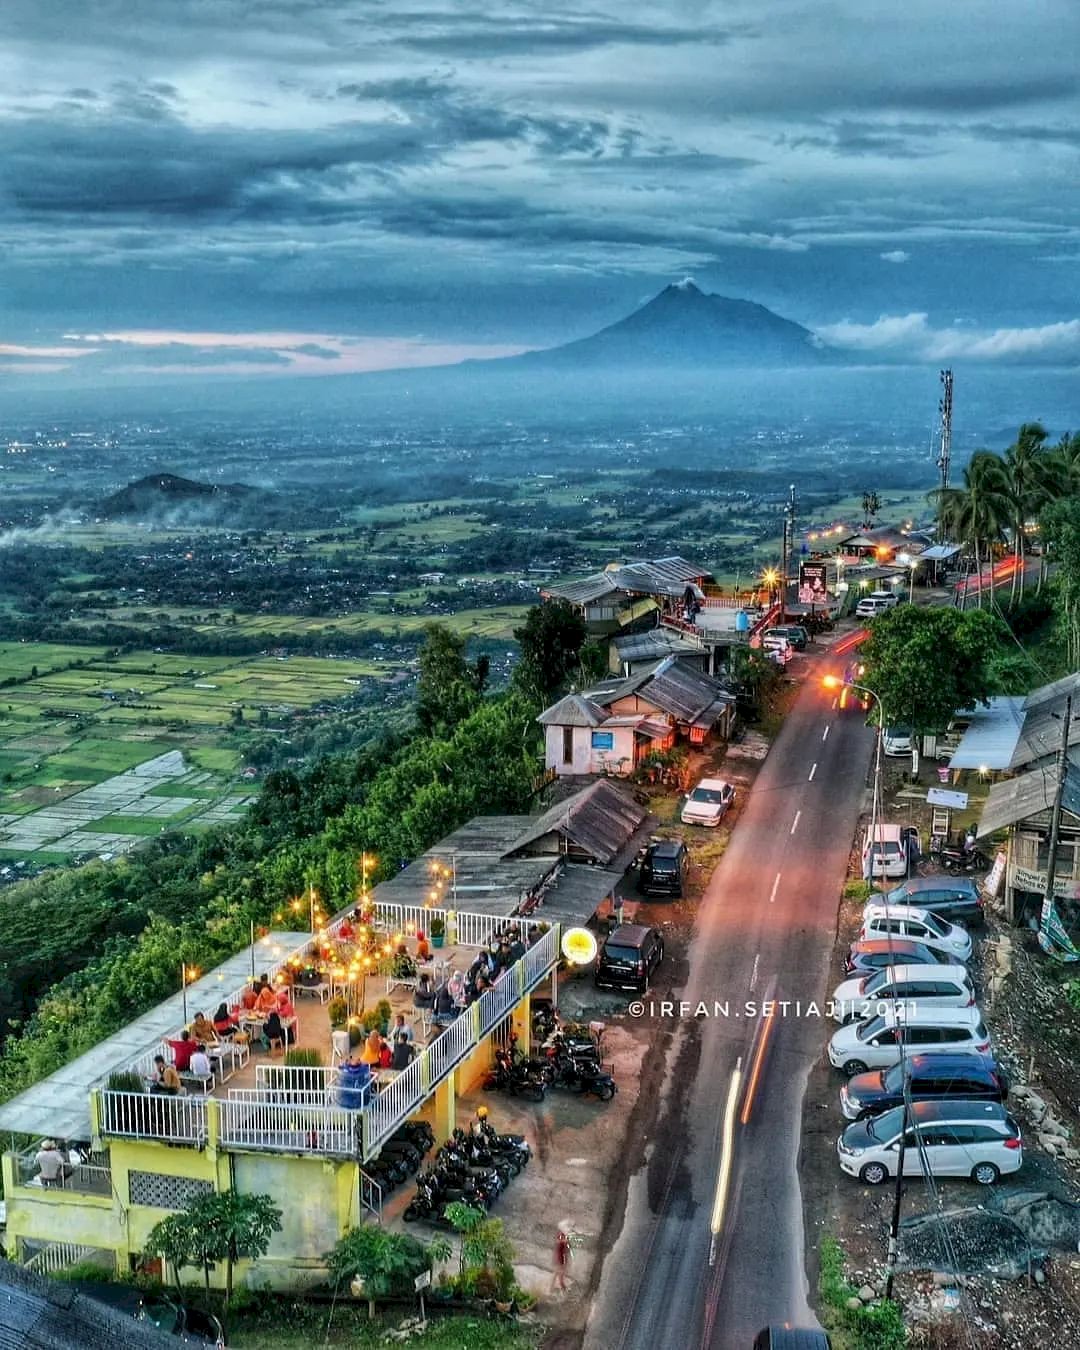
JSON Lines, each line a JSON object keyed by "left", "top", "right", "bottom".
{"left": 967, "top": 996, "right": 975, "bottom": 1006}
{"left": 1004, "top": 1137, "right": 1021, "bottom": 1150}
{"left": 976, "top": 1041, "right": 991, "bottom": 1053}
{"left": 636, "top": 960, "right": 644, "bottom": 972}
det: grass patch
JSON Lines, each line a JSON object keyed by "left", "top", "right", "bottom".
{"left": 226, "top": 1299, "right": 543, "bottom": 1349}
{"left": 818, "top": 1236, "right": 906, "bottom": 1350}
{"left": 82, "top": 815, "right": 183, "bottom": 836}
{"left": 842, "top": 880, "right": 873, "bottom": 902}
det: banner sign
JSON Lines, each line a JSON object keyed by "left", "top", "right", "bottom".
{"left": 798, "top": 561, "right": 829, "bottom": 604}
{"left": 926, "top": 787, "right": 969, "bottom": 810}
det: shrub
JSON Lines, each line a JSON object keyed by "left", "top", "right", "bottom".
{"left": 818, "top": 1236, "right": 906, "bottom": 1350}
{"left": 283, "top": 1048, "right": 322, "bottom": 1068}
{"left": 429, "top": 916, "right": 446, "bottom": 939}
{"left": 843, "top": 880, "right": 873, "bottom": 902}
{"left": 327, "top": 997, "right": 348, "bottom": 1029}
{"left": 106, "top": 1070, "right": 146, "bottom": 1095}
{"left": 376, "top": 999, "right": 393, "bottom": 1027}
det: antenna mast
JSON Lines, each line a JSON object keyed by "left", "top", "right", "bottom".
{"left": 936, "top": 369, "right": 954, "bottom": 536}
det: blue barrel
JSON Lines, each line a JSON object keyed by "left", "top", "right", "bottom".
{"left": 337, "top": 1061, "right": 370, "bottom": 1110}
{"left": 734, "top": 609, "right": 750, "bottom": 633}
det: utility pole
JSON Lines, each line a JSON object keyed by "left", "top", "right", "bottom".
{"left": 1042, "top": 693, "right": 1073, "bottom": 931}
{"left": 884, "top": 1079, "right": 910, "bottom": 1299}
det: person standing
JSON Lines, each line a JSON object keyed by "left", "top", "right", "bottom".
{"left": 551, "top": 1222, "right": 573, "bottom": 1293}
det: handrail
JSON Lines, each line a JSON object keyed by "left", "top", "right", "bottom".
{"left": 219, "top": 1090, "right": 360, "bottom": 1156}
{"left": 98, "top": 1091, "right": 207, "bottom": 1144}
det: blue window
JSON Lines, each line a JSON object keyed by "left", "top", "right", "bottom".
{"left": 591, "top": 731, "right": 614, "bottom": 750}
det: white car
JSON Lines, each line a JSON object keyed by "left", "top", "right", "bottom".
{"left": 860, "top": 904, "right": 973, "bottom": 963}
{"left": 861, "top": 823, "right": 910, "bottom": 881}
{"left": 827, "top": 1004, "right": 990, "bottom": 1076}
{"left": 681, "top": 778, "right": 735, "bottom": 827}
{"left": 868, "top": 590, "right": 900, "bottom": 608}
{"left": 882, "top": 726, "right": 913, "bottom": 757}
{"left": 836, "top": 1099, "right": 1022, "bottom": 1186}
{"left": 855, "top": 597, "right": 892, "bottom": 618}
{"left": 829, "top": 964, "right": 975, "bottom": 1023}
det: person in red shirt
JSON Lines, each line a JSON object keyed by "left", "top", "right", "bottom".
{"left": 337, "top": 917, "right": 355, "bottom": 941}
{"left": 166, "top": 1030, "right": 196, "bottom": 1072}
{"left": 256, "top": 984, "right": 278, "bottom": 1014}
{"left": 240, "top": 985, "right": 258, "bottom": 1011}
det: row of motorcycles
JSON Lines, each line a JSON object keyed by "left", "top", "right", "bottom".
{"left": 403, "top": 1118, "right": 532, "bottom": 1224}
{"left": 928, "top": 833, "right": 990, "bottom": 873}
{"left": 362, "top": 1120, "right": 435, "bottom": 1195}
{"left": 484, "top": 1026, "right": 617, "bottom": 1103}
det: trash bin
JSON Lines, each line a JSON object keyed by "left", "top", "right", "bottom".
{"left": 337, "top": 1062, "right": 370, "bottom": 1110}
{"left": 937, "top": 764, "right": 951, "bottom": 784}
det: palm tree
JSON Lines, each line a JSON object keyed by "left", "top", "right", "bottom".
{"left": 1001, "top": 422, "right": 1049, "bottom": 603}
{"left": 931, "top": 453, "right": 1011, "bottom": 609}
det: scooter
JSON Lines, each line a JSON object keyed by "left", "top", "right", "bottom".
{"left": 546, "top": 1051, "right": 617, "bottom": 1101}
{"left": 930, "top": 835, "right": 989, "bottom": 873}
{"left": 485, "top": 1049, "right": 547, "bottom": 1101}
{"left": 473, "top": 1119, "right": 531, "bottom": 1169}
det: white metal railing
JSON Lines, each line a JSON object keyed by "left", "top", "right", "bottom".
{"left": 358, "top": 900, "right": 544, "bottom": 953}
{"left": 255, "top": 1063, "right": 340, "bottom": 1096}
{"left": 359, "top": 1165, "right": 383, "bottom": 1222}
{"left": 24, "top": 1242, "right": 104, "bottom": 1276}
{"left": 361, "top": 923, "right": 561, "bottom": 1157}
{"left": 98, "top": 1091, "right": 208, "bottom": 1144}
{"left": 13, "top": 1149, "right": 111, "bottom": 1197}
{"left": 219, "top": 1091, "right": 360, "bottom": 1156}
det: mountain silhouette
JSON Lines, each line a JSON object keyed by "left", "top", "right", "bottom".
{"left": 501, "top": 280, "right": 833, "bottom": 369}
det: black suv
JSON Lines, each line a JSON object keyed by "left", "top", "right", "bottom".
{"left": 639, "top": 840, "right": 689, "bottom": 898}
{"left": 884, "top": 875, "right": 984, "bottom": 926}
{"left": 844, "top": 938, "right": 957, "bottom": 977}
{"left": 841, "top": 1052, "right": 1008, "bottom": 1121}
{"left": 594, "top": 923, "right": 664, "bottom": 993}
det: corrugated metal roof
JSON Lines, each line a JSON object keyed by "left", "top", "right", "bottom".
{"left": 920, "top": 544, "right": 961, "bottom": 561}
{"left": 1012, "top": 701, "right": 1080, "bottom": 770}
{"left": 1023, "top": 671, "right": 1080, "bottom": 710}
{"left": 0, "top": 932, "right": 312, "bottom": 1141}
{"left": 509, "top": 780, "right": 647, "bottom": 865}
{"left": 540, "top": 573, "right": 622, "bottom": 605}
{"left": 536, "top": 694, "right": 607, "bottom": 727}
{"left": 0, "top": 1261, "right": 178, "bottom": 1349}
{"left": 584, "top": 657, "right": 734, "bottom": 723}
{"left": 977, "top": 762, "right": 1080, "bottom": 837}
{"left": 947, "top": 697, "right": 1025, "bottom": 770}
{"left": 613, "top": 629, "right": 704, "bottom": 663}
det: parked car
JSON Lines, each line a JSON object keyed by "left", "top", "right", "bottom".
{"left": 840, "top": 1052, "right": 1010, "bottom": 1121}
{"left": 860, "top": 904, "right": 973, "bottom": 962}
{"left": 639, "top": 840, "right": 689, "bottom": 897}
{"left": 882, "top": 725, "right": 913, "bottom": 757}
{"left": 681, "top": 777, "right": 735, "bottom": 827}
{"left": 844, "top": 938, "right": 959, "bottom": 978}
{"left": 861, "top": 823, "right": 920, "bottom": 881}
{"left": 829, "top": 963, "right": 975, "bottom": 1023}
{"left": 836, "top": 1099, "right": 1022, "bottom": 1186}
{"left": 753, "top": 1329, "right": 831, "bottom": 1350}
{"left": 855, "top": 596, "right": 893, "bottom": 618}
{"left": 883, "top": 875, "right": 985, "bottom": 927}
{"left": 763, "top": 624, "right": 809, "bottom": 651}
{"left": 761, "top": 633, "right": 793, "bottom": 664}
{"left": 594, "top": 923, "right": 664, "bottom": 993}
{"left": 868, "top": 589, "right": 901, "bottom": 607}
{"left": 827, "top": 1004, "right": 991, "bottom": 1076}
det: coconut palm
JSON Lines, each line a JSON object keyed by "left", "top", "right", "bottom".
{"left": 931, "top": 452, "right": 1011, "bottom": 609}
{"left": 1001, "top": 422, "right": 1049, "bottom": 603}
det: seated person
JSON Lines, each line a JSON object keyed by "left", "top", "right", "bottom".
{"left": 212, "top": 1003, "right": 239, "bottom": 1038}
{"left": 378, "top": 1036, "right": 393, "bottom": 1070}
{"left": 264, "top": 1011, "right": 287, "bottom": 1054}
{"left": 337, "top": 916, "right": 355, "bottom": 940}
{"left": 150, "top": 1055, "right": 182, "bottom": 1095}
{"left": 415, "top": 931, "right": 431, "bottom": 961}
{"left": 35, "top": 1139, "right": 72, "bottom": 1188}
{"left": 166, "top": 1029, "right": 197, "bottom": 1072}
{"left": 191, "top": 1011, "right": 217, "bottom": 1044}
{"left": 360, "top": 1028, "right": 382, "bottom": 1066}
{"left": 256, "top": 982, "right": 279, "bottom": 1014}
{"left": 433, "top": 982, "right": 457, "bottom": 1024}
{"left": 240, "top": 983, "right": 259, "bottom": 1011}
{"left": 413, "top": 974, "right": 436, "bottom": 1009}
{"left": 188, "top": 1046, "right": 214, "bottom": 1083}
{"left": 390, "top": 1032, "right": 414, "bottom": 1071}
{"left": 276, "top": 990, "right": 296, "bottom": 1020}
{"left": 446, "top": 970, "right": 465, "bottom": 1006}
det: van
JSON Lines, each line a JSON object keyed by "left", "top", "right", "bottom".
{"left": 861, "top": 824, "right": 912, "bottom": 880}
{"left": 855, "top": 596, "right": 891, "bottom": 618}
{"left": 836, "top": 1099, "right": 1022, "bottom": 1186}
{"left": 840, "top": 1051, "right": 1009, "bottom": 1120}
{"left": 639, "top": 840, "right": 689, "bottom": 897}
{"left": 829, "top": 964, "right": 975, "bottom": 1023}
{"left": 868, "top": 590, "right": 900, "bottom": 607}
{"left": 594, "top": 923, "right": 664, "bottom": 993}
{"left": 827, "top": 1004, "right": 991, "bottom": 1077}
{"left": 860, "top": 905, "right": 973, "bottom": 962}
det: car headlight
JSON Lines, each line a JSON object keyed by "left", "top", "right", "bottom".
{"left": 836, "top": 1137, "right": 855, "bottom": 1156}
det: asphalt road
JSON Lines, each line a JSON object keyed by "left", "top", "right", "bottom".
{"left": 584, "top": 649, "right": 875, "bottom": 1350}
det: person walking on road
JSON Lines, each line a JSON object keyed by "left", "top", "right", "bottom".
{"left": 551, "top": 1222, "right": 573, "bottom": 1294}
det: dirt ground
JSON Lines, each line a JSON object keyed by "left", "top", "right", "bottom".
{"left": 800, "top": 757, "right": 1080, "bottom": 1348}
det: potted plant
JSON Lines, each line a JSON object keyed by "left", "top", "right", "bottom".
{"left": 430, "top": 916, "right": 446, "bottom": 949}
{"left": 361, "top": 1008, "right": 382, "bottom": 1035}
{"left": 327, "top": 996, "right": 348, "bottom": 1030}
{"left": 376, "top": 999, "right": 393, "bottom": 1036}
{"left": 391, "top": 951, "right": 417, "bottom": 979}
{"left": 104, "top": 1070, "right": 146, "bottom": 1134}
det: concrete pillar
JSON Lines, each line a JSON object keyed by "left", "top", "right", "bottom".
{"left": 432, "top": 1076, "right": 456, "bottom": 1145}
{"left": 510, "top": 993, "right": 531, "bottom": 1055}
{"left": 206, "top": 1098, "right": 220, "bottom": 1158}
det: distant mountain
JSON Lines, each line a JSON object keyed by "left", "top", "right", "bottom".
{"left": 99, "top": 473, "right": 261, "bottom": 521}
{"left": 497, "top": 280, "right": 835, "bottom": 370}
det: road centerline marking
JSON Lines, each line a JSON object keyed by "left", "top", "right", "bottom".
{"left": 808, "top": 762, "right": 817, "bottom": 782}
{"left": 822, "top": 723, "right": 831, "bottom": 741}
{"left": 749, "top": 953, "right": 760, "bottom": 991}
{"left": 769, "top": 872, "right": 781, "bottom": 903}
{"left": 790, "top": 810, "right": 801, "bottom": 835}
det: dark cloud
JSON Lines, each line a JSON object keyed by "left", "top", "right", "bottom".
{"left": 391, "top": 12, "right": 742, "bottom": 57}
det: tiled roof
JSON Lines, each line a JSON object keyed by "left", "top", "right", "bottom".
{"left": 508, "top": 779, "right": 648, "bottom": 866}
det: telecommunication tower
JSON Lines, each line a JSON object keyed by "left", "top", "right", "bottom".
{"left": 936, "top": 369, "right": 954, "bottom": 497}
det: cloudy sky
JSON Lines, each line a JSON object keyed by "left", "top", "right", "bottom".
{"left": 2, "top": 0, "right": 1079, "bottom": 380}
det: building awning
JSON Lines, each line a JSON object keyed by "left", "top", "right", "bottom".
{"left": 617, "top": 597, "right": 659, "bottom": 626}
{"left": 948, "top": 697, "right": 1025, "bottom": 770}
{"left": 977, "top": 762, "right": 1080, "bottom": 837}
{"left": 920, "top": 544, "right": 961, "bottom": 561}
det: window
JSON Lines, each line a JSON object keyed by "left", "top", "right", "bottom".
{"left": 562, "top": 726, "right": 574, "bottom": 765}
{"left": 590, "top": 730, "right": 614, "bottom": 751}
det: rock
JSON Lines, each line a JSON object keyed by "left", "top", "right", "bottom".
{"left": 1027, "top": 1094, "right": 1048, "bottom": 1123}
{"left": 1038, "top": 1133, "right": 1062, "bottom": 1155}
{"left": 1041, "top": 1117, "right": 1070, "bottom": 1139}
{"left": 1064, "top": 1148, "right": 1080, "bottom": 1162}
{"left": 1034, "top": 1267, "right": 1047, "bottom": 1285}
{"left": 846, "top": 1296, "right": 863, "bottom": 1310}
{"left": 859, "top": 1285, "right": 876, "bottom": 1302}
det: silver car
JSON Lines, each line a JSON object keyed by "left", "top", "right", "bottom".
{"left": 837, "top": 1099, "right": 1022, "bottom": 1186}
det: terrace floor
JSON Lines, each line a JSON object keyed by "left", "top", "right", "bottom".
{"left": 205, "top": 939, "right": 484, "bottom": 1099}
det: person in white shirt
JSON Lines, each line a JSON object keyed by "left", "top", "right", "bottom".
{"left": 189, "top": 1048, "right": 213, "bottom": 1083}
{"left": 35, "top": 1140, "right": 71, "bottom": 1187}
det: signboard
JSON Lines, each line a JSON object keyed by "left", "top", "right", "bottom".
{"left": 982, "top": 851, "right": 1007, "bottom": 899}
{"left": 414, "top": 1271, "right": 431, "bottom": 1292}
{"left": 591, "top": 731, "right": 614, "bottom": 750}
{"left": 561, "top": 927, "right": 598, "bottom": 965}
{"left": 926, "top": 787, "right": 969, "bottom": 810}
{"left": 1012, "top": 864, "right": 1077, "bottom": 899}
{"left": 798, "top": 561, "right": 829, "bottom": 604}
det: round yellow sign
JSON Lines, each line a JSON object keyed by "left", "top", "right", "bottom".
{"left": 561, "top": 926, "right": 598, "bottom": 965}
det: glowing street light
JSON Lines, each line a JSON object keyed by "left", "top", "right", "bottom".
{"left": 180, "top": 963, "right": 199, "bottom": 1025}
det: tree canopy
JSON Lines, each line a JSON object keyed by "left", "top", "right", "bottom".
{"left": 512, "top": 599, "right": 587, "bottom": 701}
{"left": 858, "top": 605, "right": 1004, "bottom": 733}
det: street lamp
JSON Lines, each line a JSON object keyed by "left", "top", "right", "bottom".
{"left": 761, "top": 568, "right": 779, "bottom": 610}
{"left": 180, "top": 963, "right": 199, "bottom": 1026}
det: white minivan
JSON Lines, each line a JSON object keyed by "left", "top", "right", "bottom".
{"left": 829, "top": 964, "right": 975, "bottom": 1023}
{"left": 827, "top": 1004, "right": 991, "bottom": 1076}
{"left": 861, "top": 824, "right": 911, "bottom": 880}
{"left": 837, "top": 1099, "right": 1022, "bottom": 1187}
{"left": 860, "top": 904, "right": 973, "bottom": 963}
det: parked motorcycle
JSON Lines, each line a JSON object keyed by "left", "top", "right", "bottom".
{"left": 545, "top": 1050, "right": 617, "bottom": 1101}
{"left": 485, "top": 1048, "right": 547, "bottom": 1101}
{"left": 473, "top": 1118, "right": 531, "bottom": 1169}
{"left": 929, "top": 835, "right": 989, "bottom": 873}
{"left": 403, "top": 1168, "right": 495, "bottom": 1222}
